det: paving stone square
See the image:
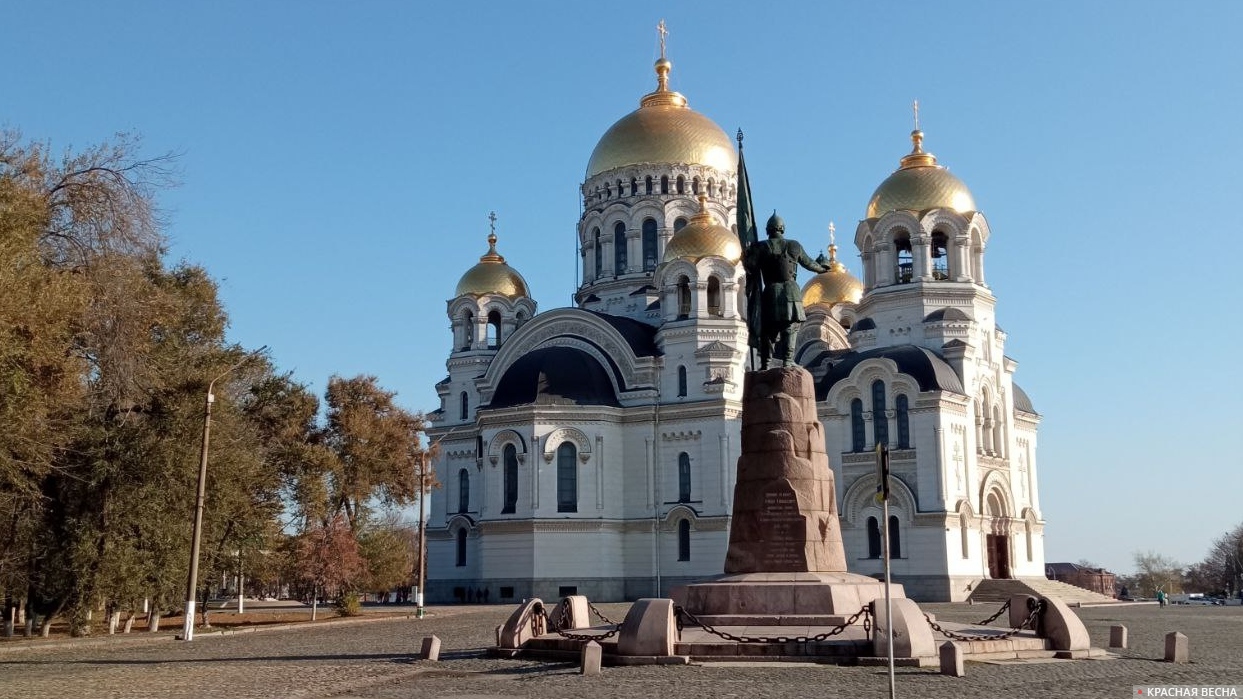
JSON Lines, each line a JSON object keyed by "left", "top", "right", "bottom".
{"left": 1, "top": 602, "right": 1240, "bottom": 698}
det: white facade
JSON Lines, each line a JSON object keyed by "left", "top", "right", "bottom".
{"left": 425, "top": 52, "right": 1044, "bottom": 604}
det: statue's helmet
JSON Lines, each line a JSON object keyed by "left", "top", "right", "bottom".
{"left": 766, "top": 212, "right": 785, "bottom": 235}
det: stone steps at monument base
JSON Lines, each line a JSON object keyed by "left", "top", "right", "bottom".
{"left": 967, "top": 578, "right": 1118, "bottom": 605}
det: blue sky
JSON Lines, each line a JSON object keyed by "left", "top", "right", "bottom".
{"left": 6, "top": 1, "right": 1240, "bottom": 576}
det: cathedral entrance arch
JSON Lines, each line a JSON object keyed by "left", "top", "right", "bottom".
{"left": 984, "top": 490, "right": 1011, "bottom": 579}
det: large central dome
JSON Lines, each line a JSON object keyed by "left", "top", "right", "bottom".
{"left": 585, "top": 58, "right": 735, "bottom": 179}
{"left": 866, "top": 130, "right": 975, "bottom": 219}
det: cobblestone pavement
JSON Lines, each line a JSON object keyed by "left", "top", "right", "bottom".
{"left": 1, "top": 602, "right": 1240, "bottom": 699}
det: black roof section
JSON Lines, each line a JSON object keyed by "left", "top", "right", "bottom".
{"left": 1012, "top": 383, "right": 1037, "bottom": 415}
{"left": 852, "top": 317, "right": 877, "bottom": 331}
{"left": 812, "top": 345, "right": 965, "bottom": 401}
{"left": 585, "top": 310, "right": 660, "bottom": 357}
{"left": 488, "top": 346, "right": 621, "bottom": 409}
{"left": 924, "top": 308, "right": 972, "bottom": 322}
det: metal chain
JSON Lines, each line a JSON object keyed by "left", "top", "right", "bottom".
{"left": 925, "top": 598, "right": 1044, "bottom": 642}
{"left": 975, "top": 599, "right": 1011, "bottom": 626}
{"left": 537, "top": 598, "right": 622, "bottom": 642}
{"left": 673, "top": 604, "right": 871, "bottom": 644}
{"left": 588, "top": 601, "right": 618, "bottom": 625}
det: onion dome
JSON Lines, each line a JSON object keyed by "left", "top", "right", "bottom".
{"left": 866, "top": 126, "right": 975, "bottom": 219}
{"left": 455, "top": 228, "right": 530, "bottom": 299}
{"left": 662, "top": 195, "right": 742, "bottom": 264}
{"left": 802, "top": 229, "right": 864, "bottom": 308}
{"left": 585, "top": 56, "right": 735, "bottom": 179}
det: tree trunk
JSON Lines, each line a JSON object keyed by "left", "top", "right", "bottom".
{"left": 149, "top": 610, "right": 162, "bottom": 632}
{"left": 39, "top": 616, "right": 52, "bottom": 637}
{"left": 311, "top": 586, "right": 318, "bottom": 622}
{"left": 122, "top": 610, "right": 135, "bottom": 634}
{"left": 108, "top": 610, "right": 120, "bottom": 634}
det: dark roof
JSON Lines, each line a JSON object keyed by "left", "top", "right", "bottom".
{"left": 585, "top": 310, "right": 660, "bottom": 357}
{"left": 1012, "top": 383, "right": 1037, "bottom": 415}
{"left": 488, "top": 346, "right": 621, "bottom": 409}
{"left": 814, "top": 345, "right": 965, "bottom": 400}
{"left": 851, "top": 317, "right": 877, "bottom": 331}
{"left": 924, "top": 308, "right": 972, "bottom": 322}
{"left": 629, "top": 284, "right": 657, "bottom": 296}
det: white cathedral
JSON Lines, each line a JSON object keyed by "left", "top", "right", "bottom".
{"left": 424, "top": 47, "right": 1045, "bottom": 604}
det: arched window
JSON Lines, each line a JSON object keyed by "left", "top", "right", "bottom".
{"left": 661, "top": 175, "right": 669, "bottom": 194}
{"left": 457, "top": 468, "right": 469, "bottom": 513}
{"left": 707, "top": 276, "right": 721, "bottom": 316}
{"left": 872, "top": 380, "right": 888, "bottom": 446}
{"left": 707, "top": 178, "right": 715, "bottom": 197}
{"left": 645, "top": 176, "right": 653, "bottom": 195}
{"left": 676, "top": 175, "right": 685, "bottom": 194}
{"left": 931, "top": 231, "right": 949, "bottom": 280}
{"left": 459, "top": 392, "right": 469, "bottom": 421}
{"left": 889, "top": 515, "right": 902, "bottom": 558}
{"left": 592, "top": 227, "right": 602, "bottom": 278}
{"left": 677, "top": 365, "right": 688, "bottom": 397}
{"left": 486, "top": 310, "right": 501, "bottom": 348}
{"left": 896, "top": 394, "right": 910, "bottom": 449}
{"left": 642, "top": 218, "right": 658, "bottom": 271}
{"left": 851, "top": 399, "right": 865, "bottom": 452}
{"left": 691, "top": 176, "right": 700, "bottom": 194}
{"left": 673, "top": 217, "right": 688, "bottom": 232}
{"left": 557, "top": 442, "right": 577, "bottom": 512}
{"left": 678, "top": 452, "right": 691, "bottom": 502}
{"left": 455, "top": 527, "right": 467, "bottom": 567}
{"left": 678, "top": 519, "right": 691, "bottom": 561}
{"left": 502, "top": 444, "right": 518, "bottom": 514}
{"left": 630, "top": 177, "right": 637, "bottom": 196}
{"left": 867, "top": 516, "right": 881, "bottom": 558}
{"left": 616, "top": 179, "right": 623, "bottom": 198}
{"left": 515, "top": 310, "right": 528, "bottom": 328}
{"left": 895, "top": 231, "right": 913, "bottom": 283}
{"left": 676, "top": 276, "right": 691, "bottom": 318}
{"left": 613, "top": 221, "right": 627, "bottom": 275}
{"left": 605, "top": 184, "right": 611, "bottom": 199}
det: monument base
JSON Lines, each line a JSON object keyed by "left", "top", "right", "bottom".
{"left": 673, "top": 571, "right": 906, "bottom": 625}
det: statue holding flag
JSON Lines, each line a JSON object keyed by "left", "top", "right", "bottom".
{"left": 735, "top": 130, "right": 828, "bottom": 369}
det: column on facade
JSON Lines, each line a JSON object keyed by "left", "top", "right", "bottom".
{"left": 860, "top": 250, "right": 875, "bottom": 289}
{"left": 953, "top": 234, "right": 971, "bottom": 282}
{"left": 718, "top": 433, "right": 730, "bottom": 506}
{"left": 602, "top": 236, "right": 615, "bottom": 278}
{"left": 530, "top": 435, "right": 540, "bottom": 510}
{"left": 595, "top": 435, "right": 605, "bottom": 510}
{"left": 644, "top": 436, "right": 654, "bottom": 509}
{"left": 912, "top": 234, "right": 931, "bottom": 281}
{"left": 874, "top": 243, "right": 894, "bottom": 287}
{"left": 693, "top": 280, "right": 708, "bottom": 318}
{"left": 627, "top": 230, "right": 641, "bottom": 275}
{"left": 934, "top": 426, "right": 946, "bottom": 508}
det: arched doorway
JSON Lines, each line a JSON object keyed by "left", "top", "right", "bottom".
{"left": 985, "top": 490, "right": 1011, "bottom": 579}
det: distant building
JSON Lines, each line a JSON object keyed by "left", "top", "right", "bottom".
{"left": 1046, "top": 562, "right": 1116, "bottom": 597}
{"left": 424, "top": 41, "right": 1046, "bottom": 603}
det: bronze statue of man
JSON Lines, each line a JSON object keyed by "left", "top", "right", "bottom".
{"left": 744, "top": 212, "right": 829, "bottom": 369}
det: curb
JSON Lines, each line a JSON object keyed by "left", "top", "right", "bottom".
{"left": 0, "top": 612, "right": 428, "bottom": 655}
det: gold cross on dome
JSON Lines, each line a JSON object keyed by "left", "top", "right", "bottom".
{"left": 488, "top": 211, "right": 497, "bottom": 235}
{"left": 657, "top": 19, "right": 668, "bottom": 59}
{"left": 913, "top": 99, "right": 920, "bottom": 131}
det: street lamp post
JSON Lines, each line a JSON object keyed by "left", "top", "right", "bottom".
{"left": 181, "top": 348, "right": 265, "bottom": 642}
{"left": 416, "top": 452, "right": 427, "bottom": 619}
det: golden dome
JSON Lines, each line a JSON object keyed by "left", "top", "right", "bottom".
{"left": 802, "top": 240, "right": 864, "bottom": 308}
{"left": 455, "top": 231, "right": 530, "bottom": 299}
{"left": 585, "top": 58, "right": 736, "bottom": 179}
{"left": 866, "top": 129, "right": 975, "bottom": 219}
{"left": 662, "top": 195, "right": 742, "bottom": 264}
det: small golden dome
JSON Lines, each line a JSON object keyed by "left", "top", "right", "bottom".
{"left": 802, "top": 236, "right": 863, "bottom": 308}
{"left": 865, "top": 129, "right": 975, "bottom": 219}
{"left": 662, "top": 195, "right": 742, "bottom": 264}
{"left": 455, "top": 231, "right": 530, "bottom": 299}
{"left": 585, "top": 58, "right": 735, "bottom": 179}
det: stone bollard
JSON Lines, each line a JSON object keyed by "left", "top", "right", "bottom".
{"left": 1109, "top": 624, "right": 1128, "bottom": 649}
{"left": 1164, "top": 631, "right": 1188, "bottom": 663}
{"left": 939, "top": 641, "right": 965, "bottom": 677}
{"left": 580, "top": 640, "right": 602, "bottom": 676}
{"left": 420, "top": 635, "right": 442, "bottom": 661}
